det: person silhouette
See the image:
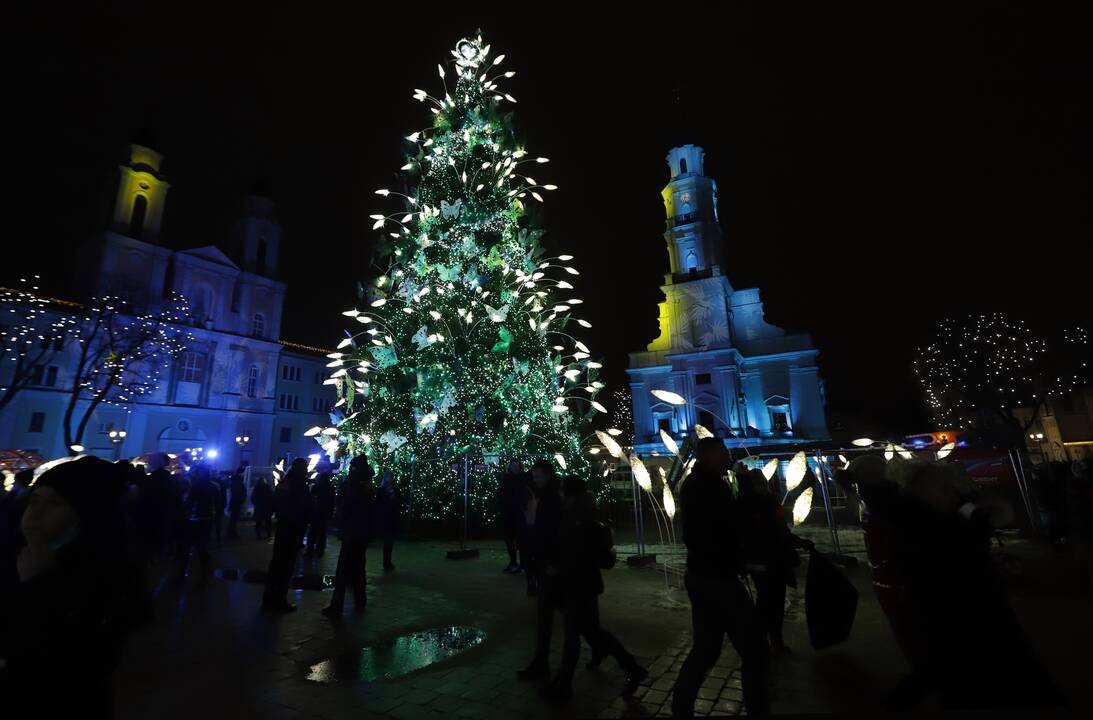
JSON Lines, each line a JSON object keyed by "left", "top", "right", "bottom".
{"left": 672, "top": 439, "right": 769, "bottom": 717}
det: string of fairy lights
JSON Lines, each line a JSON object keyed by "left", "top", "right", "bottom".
{"left": 1, "top": 276, "right": 80, "bottom": 399}
{"left": 915, "top": 312, "right": 1089, "bottom": 431}
{"left": 1, "top": 280, "right": 193, "bottom": 442}
{"left": 307, "top": 34, "right": 606, "bottom": 521}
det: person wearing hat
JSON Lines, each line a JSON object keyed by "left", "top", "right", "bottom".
{"left": 322, "top": 455, "right": 375, "bottom": 617}
{"left": 262, "top": 457, "right": 313, "bottom": 613}
{"left": 0, "top": 456, "right": 148, "bottom": 715}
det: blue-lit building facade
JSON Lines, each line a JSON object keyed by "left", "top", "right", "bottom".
{"left": 0, "top": 145, "right": 335, "bottom": 469}
{"left": 628, "top": 146, "right": 829, "bottom": 453}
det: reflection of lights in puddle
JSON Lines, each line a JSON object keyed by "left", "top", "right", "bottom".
{"left": 306, "top": 626, "right": 487, "bottom": 684}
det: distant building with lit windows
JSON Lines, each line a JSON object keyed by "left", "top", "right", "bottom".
{"left": 1015, "top": 386, "right": 1093, "bottom": 463}
{"left": 627, "top": 146, "right": 829, "bottom": 453}
{"left": 0, "top": 144, "right": 334, "bottom": 467}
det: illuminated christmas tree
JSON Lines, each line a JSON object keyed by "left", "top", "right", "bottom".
{"left": 313, "top": 34, "right": 605, "bottom": 521}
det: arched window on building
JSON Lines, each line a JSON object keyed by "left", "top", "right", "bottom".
{"left": 130, "top": 194, "right": 148, "bottom": 238}
{"left": 246, "top": 366, "right": 259, "bottom": 398}
{"left": 252, "top": 313, "right": 265, "bottom": 338}
{"left": 679, "top": 158, "right": 688, "bottom": 174}
{"left": 684, "top": 251, "right": 698, "bottom": 272}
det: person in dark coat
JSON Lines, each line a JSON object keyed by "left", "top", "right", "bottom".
{"left": 251, "top": 476, "right": 274, "bottom": 540}
{"left": 0, "top": 456, "right": 149, "bottom": 717}
{"left": 0, "top": 468, "right": 33, "bottom": 593}
{"left": 323, "top": 456, "right": 375, "bottom": 617}
{"left": 672, "top": 439, "right": 769, "bottom": 718}
{"left": 306, "top": 470, "right": 335, "bottom": 556}
{"left": 890, "top": 462, "right": 1062, "bottom": 710}
{"left": 207, "top": 474, "right": 225, "bottom": 548}
{"left": 499, "top": 460, "right": 531, "bottom": 574}
{"left": 138, "top": 453, "right": 175, "bottom": 563}
{"left": 262, "top": 459, "right": 312, "bottom": 613}
{"left": 736, "top": 465, "right": 813, "bottom": 652}
{"left": 516, "top": 459, "right": 564, "bottom": 680}
{"left": 226, "top": 463, "right": 248, "bottom": 538}
{"left": 175, "top": 465, "right": 220, "bottom": 586}
{"left": 540, "top": 475, "right": 647, "bottom": 702}
{"left": 375, "top": 469, "right": 402, "bottom": 571}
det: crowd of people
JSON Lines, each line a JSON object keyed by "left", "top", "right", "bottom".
{"left": 0, "top": 442, "right": 1077, "bottom": 717}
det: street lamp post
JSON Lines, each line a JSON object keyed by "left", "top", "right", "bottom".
{"left": 235, "top": 434, "right": 251, "bottom": 462}
{"left": 109, "top": 429, "right": 127, "bottom": 460}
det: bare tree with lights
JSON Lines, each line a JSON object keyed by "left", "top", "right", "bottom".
{"left": 62, "top": 294, "right": 192, "bottom": 450}
{"left": 915, "top": 312, "right": 1089, "bottom": 446}
{"left": 308, "top": 33, "right": 607, "bottom": 522}
{"left": 0, "top": 276, "right": 79, "bottom": 414}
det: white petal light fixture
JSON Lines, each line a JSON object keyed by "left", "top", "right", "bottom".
{"left": 785, "top": 451, "right": 808, "bottom": 493}
{"left": 630, "top": 455, "right": 652, "bottom": 492}
{"left": 650, "top": 389, "right": 687, "bottom": 405}
{"left": 792, "top": 487, "right": 815, "bottom": 526}
{"left": 659, "top": 429, "right": 680, "bottom": 458}
{"left": 595, "top": 430, "right": 624, "bottom": 459}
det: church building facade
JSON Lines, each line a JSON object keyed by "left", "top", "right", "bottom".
{"left": 628, "top": 146, "right": 829, "bottom": 453}
{"left": 0, "top": 145, "right": 335, "bottom": 469}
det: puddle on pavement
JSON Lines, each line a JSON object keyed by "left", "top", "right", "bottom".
{"left": 305, "top": 626, "right": 487, "bottom": 684}
{"left": 216, "top": 568, "right": 334, "bottom": 590}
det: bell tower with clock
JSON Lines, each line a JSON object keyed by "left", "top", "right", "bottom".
{"left": 629, "top": 145, "right": 829, "bottom": 453}
{"left": 662, "top": 145, "right": 723, "bottom": 274}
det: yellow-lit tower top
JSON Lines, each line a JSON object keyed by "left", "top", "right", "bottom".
{"left": 113, "top": 144, "right": 170, "bottom": 242}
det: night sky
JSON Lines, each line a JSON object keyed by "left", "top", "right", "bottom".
{"left": 14, "top": 3, "right": 1091, "bottom": 435}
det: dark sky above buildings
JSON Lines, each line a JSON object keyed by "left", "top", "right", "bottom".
{"left": 14, "top": 3, "right": 1092, "bottom": 434}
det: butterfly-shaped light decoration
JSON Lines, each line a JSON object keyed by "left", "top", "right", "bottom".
{"left": 418, "top": 233, "right": 434, "bottom": 249}
{"left": 378, "top": 430, "right": 408, "bottom": 452}
{"left": 369, "top": 345, "right": 399, "bottom": 369}
{"left": 491, "top": 326, "right": 514, "bottom": 353}
{"left": 434, "top": 389, "right": 457, "bottom": 416}
{"left": 463, "top": 263, "right": 479, "bottom": 287}
{"left": 513, "top": 358, "right": 529, "bottom": 376}
{"left": 440, "top": 199, "right": 462, "bottom": 219}
{"left": 396, "top": 279, "right": 420, "bottom": 300}
{"left": 459, "top": 236, "right": 479, "bottom": 256}
{"left": 415, "top": 408, "right": 439, "bottom": 433}
{"left": 436, "top": 263, "right": 462, "bottom": 283}
{"left": 485, "top": 303, "right": 510, "bottom": 322}
{"left": 411, "top": 325, "right": 431, "bottom": 350}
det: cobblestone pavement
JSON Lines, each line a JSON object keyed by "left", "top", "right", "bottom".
{"left": 112, "top": 528, "right": 1090, "bottom": 718}
{"left": 115, "top": 532, "right": 703, "bottom": 720}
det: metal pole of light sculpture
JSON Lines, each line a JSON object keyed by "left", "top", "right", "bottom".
{"left": 446, "top": 454, "right": 479, "bottom": 560}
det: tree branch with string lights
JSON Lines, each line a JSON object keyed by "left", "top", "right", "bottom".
{"left": 62, "top": 294, "right": 193, "bottom": 450}
{"left": 308, "top": 33, "right": 607, "bottom": 523}
{"left": 0, "top": 276, "right": 79, "bottom": 414}
{"left": 915, "top": 312, "right": 1089, "bottom": 446}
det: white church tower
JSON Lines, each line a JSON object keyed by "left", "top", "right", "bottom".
{"left": 627, "top": 145, "right": 829, "bottom": 452}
